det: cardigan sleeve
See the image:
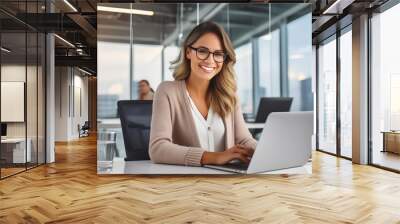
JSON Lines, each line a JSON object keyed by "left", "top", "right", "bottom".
{"left": 233, "top": 98, "right": 258, "bottom": 150}
{"left": 149, "top": 83, "right": 206, "bottom": 166}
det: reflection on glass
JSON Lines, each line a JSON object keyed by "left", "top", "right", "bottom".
{"left": 318, "top": 38, "right": 337, "bottom": 154}
{"left": 340, "top": 29, "right": 352, "bottom": 158}
{"left": 371, "top": 4, "right": 400, "bottom": 171}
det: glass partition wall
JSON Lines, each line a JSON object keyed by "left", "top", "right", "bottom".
{"left": 97, "top": 3, "right": 313, "bottom": 161}
{"left": 315, "top": 0, "right": 400, "bottom": 173}
{"left": 0, "top": 1, "right": 46, "bottom": 179}
{"left": 316, "top": 26, "right": 352, "bottom": 159}
{"left": 370, "top": 3, "right": 400, "bottom": 172}
{"left": 317, "top": 36, "right": 337, "bottom": 155}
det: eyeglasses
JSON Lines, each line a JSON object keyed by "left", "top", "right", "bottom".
{"left": 189, "top": 46, "right": 227, "bottom": 63}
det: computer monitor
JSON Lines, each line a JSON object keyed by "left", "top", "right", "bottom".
{"left": 255, "top": 97, "right": 293, "bottom": 123}
{"left": 1, "top": 123, "right": 7, "bottom": 137}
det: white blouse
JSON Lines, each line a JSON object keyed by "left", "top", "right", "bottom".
{"left": 186, "top": 91, "right": 226, "bottom": 152}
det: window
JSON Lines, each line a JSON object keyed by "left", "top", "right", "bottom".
{"left": 339, "top": 29, "right": 352, "bottom": 158}
{"left": 235, "top": 43, "right": 253, "bottom": 114}
{"left": 97, "top": 42, "right": 131, "bottom": 118}
{"left": 371, "top": 3, "right": 400, "bottom": 171}
{"left": 288, "top": 13, "right": 313, "bottom": 111}
{"left": 163, "top": 45, "right": 180, "bottom": 81}
{"left": 257, "top": 30, "right": 280, "bottom": 108}
{"left": 318, "top": 37, "right": 337, "bottom": 154}
{"left": 132, "top": 44, "right": 163, "bottom": 99}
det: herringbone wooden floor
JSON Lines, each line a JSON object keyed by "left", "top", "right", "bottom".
{"left": 1, "top": 135, "right": 400, "bottom": 224}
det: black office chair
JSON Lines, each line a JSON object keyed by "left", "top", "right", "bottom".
{"left": 118, "top": 100, "right": 153, "bottom": 161}
{"left": 79, "top": 121, "right": 90, "bottom": 138}
{"left": 251, "top": 97, "right": 293, "bottom": 137}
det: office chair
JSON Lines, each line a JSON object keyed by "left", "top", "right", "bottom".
{"left": 79, "top": 121, "right": 90, "bottom": 138}
{"left": 251, "top": 97, "right": 293, "bottom": 137}
{"left": 118, "top": 100, "right": 153, "bottom": 161}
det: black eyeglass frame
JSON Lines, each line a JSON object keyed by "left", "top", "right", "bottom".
{"left": 188, "top": 46, "right": 227, "bottom": 63}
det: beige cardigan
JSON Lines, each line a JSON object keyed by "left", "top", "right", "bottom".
{"left": 149, "top": 80, "right": 257, "bottom": 166}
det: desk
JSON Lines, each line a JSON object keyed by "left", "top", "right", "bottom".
{"left": 1, "top": 138, "right": 31, "bottom": 163}
{"left": 382, "top": 131, "right": 400, "bottom": 154}
{"left": 98, "top": 119, "right": 121, "bottom": 130}
{"left": 99, "top": 119, "right": 265, "bottom": 130}
{"left": 98, "top": 158, "right": 311, "bottom": 175}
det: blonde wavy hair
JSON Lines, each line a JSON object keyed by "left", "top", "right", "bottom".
{"left": 170, "top": 21, "right": 237, "bottom": 118}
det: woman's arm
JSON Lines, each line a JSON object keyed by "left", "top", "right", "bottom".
{"left": 149, "top": 84, "right": 205, "bottom": 166}
{"left": 233, "top": 98, "right": 258, "bottom": 150}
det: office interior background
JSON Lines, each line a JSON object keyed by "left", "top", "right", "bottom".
{"left": 0, "top": 0, "right": 400, "bottom": 223}
{"left": 0, "top": 0, "right": 399, "bottom": 178}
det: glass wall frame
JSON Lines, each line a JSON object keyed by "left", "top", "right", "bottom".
{"left": 369, "top": 1, "right": 400, "bottom": 172}
{"left": 315, "top": 25, "right": 353, "bottom": 160}
{"left": 0, "top": 0, "right": 47, "bottom": 180}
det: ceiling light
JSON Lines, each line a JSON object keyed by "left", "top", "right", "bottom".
{"left": 261, "top": 34, "right": 271, "bottom": 41}
{"left": 97, "top": 6, "right": 154, "bottom": 16}
{"left": 78, "top": 67, "right": 92, "bottom": 76}
{"left": 322, "top": 0, "right": 354, "bottom": 15}
{"left": 1, "top": 47, "right": 11, "bottom": 53}
{"left": 63, "top": 0, "right": 78, "bottom": 12}
{"left": 54, "top": 34, "right": 75, "bottom": 48}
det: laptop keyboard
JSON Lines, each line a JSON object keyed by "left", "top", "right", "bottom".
{"left": 220, "top": 162, "right": 249, "bottom": 170}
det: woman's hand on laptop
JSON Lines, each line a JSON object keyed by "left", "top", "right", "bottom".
{"left": 201, "top": 145, "right": 254, "bottom": 165}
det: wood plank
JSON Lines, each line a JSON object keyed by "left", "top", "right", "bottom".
{"left": 0, "top": 135, "right": 399, "bottom": 223}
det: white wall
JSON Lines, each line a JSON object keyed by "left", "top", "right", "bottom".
{"left": 55, "top": 67, "right": 89, "bottom": 141}
{"left": 1, "top": 65, "right": 38, "bottom": 138}
{"left": 1, "top": 63, "right": 47, "bottom": 163}
{"left": 55, "top": 67, "right": 69, "bottom": 141}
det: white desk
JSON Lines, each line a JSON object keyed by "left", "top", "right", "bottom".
{"left": 98, "top": 119, "right": 121, "bottom": 130}
{"left": 1, "top": 138, "right": 31, "bottom": 163}
{"left": 97, "top": 159, "right": 311, "bottom": 175}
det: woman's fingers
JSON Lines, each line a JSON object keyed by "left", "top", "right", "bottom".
{"left": 233, "top": 147, "right": 253, "bottom": 158}
{"left": 233, "top": 153, "right": 250, "bottom": 164}
{"left": 235, "top": 145, "right": 255, "bottom": 156}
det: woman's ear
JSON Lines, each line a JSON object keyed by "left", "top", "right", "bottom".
{"left": 185, "top": 48, "right": 191, "bottom": 60}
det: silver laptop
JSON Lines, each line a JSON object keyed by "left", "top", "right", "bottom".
{"left": 204, "top": 111, "right": 313, "bottom": 174}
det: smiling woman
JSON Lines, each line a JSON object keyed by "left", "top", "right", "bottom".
{"left": 149, "top": 21, "right": 257, "bottom": 167}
